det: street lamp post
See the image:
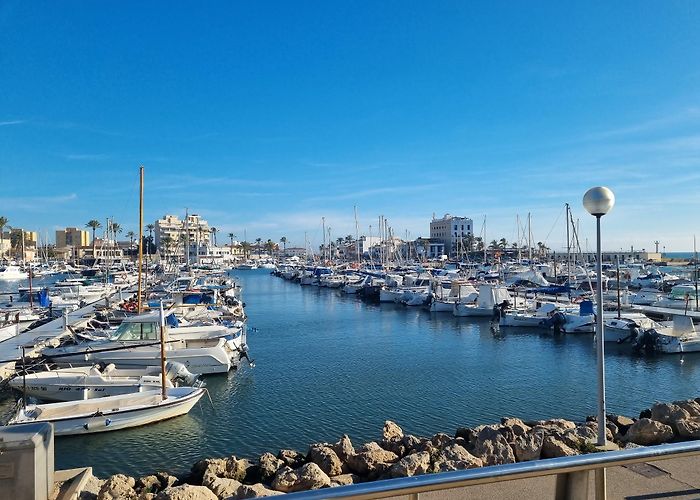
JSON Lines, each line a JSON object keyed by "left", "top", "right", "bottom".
{"left": 583, "top": 186, "right": 615, "bottom": 500}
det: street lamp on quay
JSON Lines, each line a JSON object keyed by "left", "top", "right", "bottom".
{"left": 583, "top": 186, "right": 615, "bottom": 500}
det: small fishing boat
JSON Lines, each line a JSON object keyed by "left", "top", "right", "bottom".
{"left": 8, "top": 386, "right": 205, "bottom": 435}
{"left": 8, "top": 361, "right": 199, "bottom": 402}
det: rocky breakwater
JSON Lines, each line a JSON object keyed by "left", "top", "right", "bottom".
{"left": 84, "top": 398, "right": 700, "bottom": 500}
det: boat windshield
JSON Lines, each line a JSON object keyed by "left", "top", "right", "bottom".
{"left": 112, "top": 321, "right": 159, "bottom": 341}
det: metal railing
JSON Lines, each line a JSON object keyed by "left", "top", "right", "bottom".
{"left": 283, "top": 440, "right": 700, "bottom": 500}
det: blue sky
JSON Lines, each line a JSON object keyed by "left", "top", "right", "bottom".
{"left": 1, "top": 1, "right": 699, "bottom": 252}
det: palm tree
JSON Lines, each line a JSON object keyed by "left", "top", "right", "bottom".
{"left": 498, "top": 238, "right": 508, "bottom": 250}
{"left": 475, "top": 237, "right": 484, "bottom": 253}
{"left": 240, "top": 241, "right": 252, "bottom": 259}
{"left": 255, "top": 237, "right": 262, "bottom": 257}
{"left": 211, "top": 227, "right": 218, "bottom": 247}
{"left": 0, "top": 216, "right": 8, "bottom": 260}
{"left": 126, "top": 231, "right": 135, "bottom": 261}
{"left": 265, "top": 239, "right": 276, "bottom": 256}
{"left": 280, "top": 236, "right": 287, "bottom": 256}
{"left": 160, "top": 235, "right": 174, "bottom": 262}
{"left": 146, "top": 224, "right": 155, "bottom": 255}
{"left": 489, "top": 240, "right": 499, "bottom": 250}
{"left": 86, "top": 219, "right": 101, "bottom": 257}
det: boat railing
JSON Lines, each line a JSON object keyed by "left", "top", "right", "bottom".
{"left": 282, "top": 440, "right": 700, "bottom": 500}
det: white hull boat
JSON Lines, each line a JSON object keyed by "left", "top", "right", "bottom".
{"left": 454, "top": 284, "right": 512, "bottom": 318}
{"left": 8, "top": 386, "right": 205, "bottom": 435}
{"left": 0, "top": 265, "right": 27, "bottom": 281}
{"left": 8, "top": 362, "right": 199, "bottom": 402}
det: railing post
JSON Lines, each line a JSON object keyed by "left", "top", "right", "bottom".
{"left": 555, "top": 470, "right": 589, "bottom": 500}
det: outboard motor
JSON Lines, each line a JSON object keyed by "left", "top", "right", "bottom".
{"left": 633, "top": 328, "right": 659, "bottom": 353}
{"left": 164, "top": 361, "right": 200, "bottom": 386}
{"left": 551, "top": 311, "right": 567, "bottom": 335}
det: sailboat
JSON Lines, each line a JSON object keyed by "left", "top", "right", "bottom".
{"left": 7, "top": 167, "right": 205, "bottom": 434}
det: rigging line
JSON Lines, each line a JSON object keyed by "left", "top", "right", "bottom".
{"left": 543, "top": 205, "right": 565, "bottom": 245}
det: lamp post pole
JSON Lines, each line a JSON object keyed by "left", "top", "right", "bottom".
{"left": 583, "top": 186, "right": 615, "bottom": 500}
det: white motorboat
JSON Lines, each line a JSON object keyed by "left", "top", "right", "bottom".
{"left": 0, "top": 265, "right": 27, "bottom": 281}
{"left": 500, "top": 302, "right": 561, "bottom": 328}
{"left": 40, "top": 315, "right": 242, "bottom": 374}
{"left": 8, "top": 386, "right": 205, "bottom": 435}
{"left": 603, "top": 314, "right": 663, "bottom": 343}
{"left": 454, "top": 285, "right": 512, "bottom": 317}
{"left": 651, "top": 315, "right": 700, "bottom": 353}
{"left": 8, "top": 362, "right": 199, "bottom": 402}
{"left": 430, "top": 282, "right": 478, "bottom": 313}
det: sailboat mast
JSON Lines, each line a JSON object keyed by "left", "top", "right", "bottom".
{"left": 159, "top": 301, "right": 167, "bottom": 401}
{"left": 527, "top": 212, "right": 532, "bottom": 263}
{"left": 565, "top": 203, "right": 571, "bottom": 284}
{"left": 695, "top": 235, "right": 698, "bottom": 311}
{"left": 483, "top": 216, "right": 487, "bottom": 262}
{"left": 616, "top": 254, "right": 621, "bottom": 319}
{"left": 354, "top": 206, "right": 360, "bottom": 264}
{"left": 321, "top": 217, "right": 326, "bottom": 262}
{"left": 185, "top": 208, "right": 190, "bottom": 267}
{"left": 137, "top": 166, "right": 145, "bottom": 313}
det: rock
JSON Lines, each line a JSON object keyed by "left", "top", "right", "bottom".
{"left": 511, "top": 430, "right": 544, "bottom": 462}
{"left": 455, "top": 427, "right": 474, "bottom": 441}
{"left": 541, "top": 436, "right": 578, "bottom": 458}
{"left": 271, "top": 463, "right": 331, "bottom": 493}
{"left": 674, "top": 400, "right": 700, "bottom": 418}
{"left": 401, "top": 434, "right": 422, "bottom": 454}
{"left": 154, "top": 485, "right": 217, "bottom": 500}
{"left": 203, "top": 476, "right": 241, "bottom": 499}
{"left": 387, "top": 451, "right": 431, "bottom": 478}
{"left": 136, "top": 476, "right": 161, "bottom": 495}
{"left": 472, "top": 426, "right": 516, "bottom": 466}
{"left": 625, "top": 418, "right": 674, "bottom": 446}
{"left": 431, "top": 444, "right": 483, "bottom": 472}
{"left": 98, "top": 474, "right": 137, "bottom": 500}
{"left": 608, "top": 415, "right": 635, "bottom": 435}
{"left": 191, "top": 458, "right": 227, "bottom": 485}
{"left": 383, "top": 420, "right": 404, "bottom": 442}
{"left": 527, "top": 418, "right": 576, "bottom": 431}
{"left": 651, "top": 403, "right": 690, "bottom": 432}
{"left": 155, "top": 473, "right": 178, "bottom": 491}
{"left": 229, "top": 483, "right": 283, "bottom": 499}
{"left": 675, "top": 418, "right": 700, "bottom": 439}
{"left": 346, "top": 442, "right": 398, "bottom": 479}
{"left": 256, "top": 453, "right": 284, "bottom": 484}
{"left": 277, "top": 450, "right": 306, "bottom": 469}
{"left": 500, "top": 418, "right": 531, "bottom": 442}
{"left": 223, "top": 457, "right": 249, "bottom": 482}
{"left": 330, "top": 474, "right": 360, "bottom": 487}
{"left": 430, "top": 433, "right": 453, "bottom": 449}
{"left": 308, "top": 445, "right": 344, "bottom": 476}
{"left": 332, "top": 435, "right": 355, "bottom": 463}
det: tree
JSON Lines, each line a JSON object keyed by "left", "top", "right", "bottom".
{"left": 110, "top": 222, "right": 122, "bottom": 238}
{"left": 146, "top": 224, "right": 155, "bottom": 254}
{"left": 240, "top": 241, "right": 251, "bottom": 259}
{"left": 86, "top": 219, "right": 101, "bottom": 257}
{"left": 211, "top": 227, "right": 217, "bottom": 247}
{"left": 280, "top": 236, "right": 287, "bottom": 256}
{"left": 489, "top": 240, "right": 499, "bottom": 250}
{"left": 126, "top": 231, "right": 135, "bottom": 248}
{"left": 475, "top": 237, "right": 484, "bottom": 253}
{"left": 160, "top": 235, "right": 174, "bottom": 262}
{"left": 498, "top": 238, "right": 508, "bottom": 250}
{"left": 265, "top": 239, "right": 276, "bottom": 256}
{"left": 255, "top": 237, "right": 262, "bottom": 257}
{"left": 0, "top": 216, "right": 7, "bottom": 260}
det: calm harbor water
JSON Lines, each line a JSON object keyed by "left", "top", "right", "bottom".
{"left": 3, "top": 269, "right": 700, "bottom": 478}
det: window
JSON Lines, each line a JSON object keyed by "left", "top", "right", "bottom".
{"left": 114, "top": 322, "right": 159, "bottom": 341}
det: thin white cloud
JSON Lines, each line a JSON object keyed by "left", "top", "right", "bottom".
{"left": 0, "top": 119, "right": 26, "bottom": 126}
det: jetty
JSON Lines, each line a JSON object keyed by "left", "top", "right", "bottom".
{"left": 0, "top": 286, "right": 133, "bottom": 382}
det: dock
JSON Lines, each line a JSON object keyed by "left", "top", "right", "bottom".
{"left": 0, "top": 287, "right": 134, "bottom": 382}
{"left": 630, "top": 305, "right": 700, "bottom": 320}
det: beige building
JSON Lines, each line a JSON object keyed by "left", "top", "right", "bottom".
{"left": 56, "top": 227, "right": 90, "bottom": 248}
{"left": 154, "top": 214, "right": 211, "bottom": 259}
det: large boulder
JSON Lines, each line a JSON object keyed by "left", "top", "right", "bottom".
{"left": 191, "top": 458, "right": 227, "bottom": 485}
{"left": 330, "top": 474, "right": 361, "bottom": 487}
{"left": 332, "top": 435, "right": 355, "bottom": 463}
{"left": 675, "top": 418, "right": 700, "bottom": 440}
{"left": 98, "top": 474, "right": 137, "bottom": 500}
{"left": 527, "top": 419, "right": 576, "bottom": 431}
{"left": 431, "top": 444, "right": 483, "bottom": 472}
{"left": 650, "top": 403, "right": 690, "bottom": 433}
{"left": 277, "top": 450, "right": 306, "bottom": 469}
{"left": 541, "top": 436, "right": 578, "bottom": 458}
{"left": 256, "top": 453, "right": 284, "bottom": 484}
{"left": 308, "top": 445, "right": 344, "bottom": 476}
{"left": 500, "top": 418, "right": 531, "bottom": 442}
{"left": 674, "top": 400, "right": 700, "bottom": 418}
{"left": 154, "top": 485, "right": 217, "bottom": 500}
{"left": 625, "top": 418, "right": 674, "bottom": 446}
{"left": 383, "top": 421, "right": 404, "bottom": 442}
{"left": 202, "top": 476, "right": 241, "bottom": 499}
{"left": 346, "top": 442, "right": 398, "bottom": 479}
{"left": 608, "top": 415, "right": 635, "bottom": 436}
{"left": 271, "top": 463, "right": 331, "bottom": 493}
{"left": 387, "top": 451, "right": 431, "bottom": 478}
{"left": 222, "top": 457, "right": 249, "bottom": 482}
{"left": 472, "top": 426, "right": 516, "bottom": 466}
{"left": 230, "top": 483, "right": 283, "bottom": 499}
{"left": 511, "top": 430, "right": 544, "bottom": 462}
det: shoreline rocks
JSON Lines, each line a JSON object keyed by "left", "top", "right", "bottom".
{"left": 91, "top": 398, "right": 700, "bottom": 499}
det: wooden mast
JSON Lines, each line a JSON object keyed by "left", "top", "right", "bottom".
{"left": 137, "top": 166, "right": 145, "bottom": 313}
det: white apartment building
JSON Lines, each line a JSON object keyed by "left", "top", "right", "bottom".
{"left": 154, "top": 214, "right": 212, "bottom": 259}
{"left": 429, "top": 214, "right": 473, "bottom": 257}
